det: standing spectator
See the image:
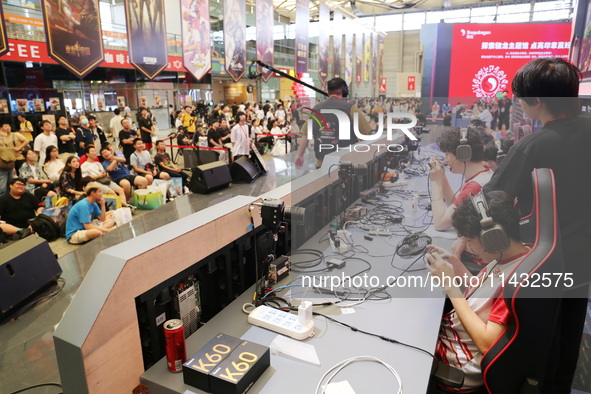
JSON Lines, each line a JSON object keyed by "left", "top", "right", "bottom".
{"left": 65, "top": 182, "right": 115, "bottom": 244}
{"left": 118, "top": 118, "right": 137, "bottom": 166}
{"left": 130, "top": 138, "right": 169, "bottom": 184}
{"left": 230, "top": 112, "right": 251, "bottom": 159}
{"left": 55, "top": 115, "right": 76, "bottom": 162}
{"left": 497, "top": 91, "right": 512, "bottom": 134}
{"left": 1, "top": 121, "right": 29, "bottom": 176}
{"left": 87, "top": 115, "right": 107, "bottom": 154}
{"left": 154, "top": 141, "right": 190, "bottom": 186}
{"left": 274, "top": 104, "right": 286, "bottom": 122}
{"left": 19, "top": 148, "right": 57, "bottom": 200}
{"left": 181, "top": 105, "right": 196, "bottom": 134}
{"left": 109, "top": 108, "right": 124, "bottom": 145}
{"left": 33, "top": 120, "right": 58, "bottom": 165}
{"left": 75, "top": 115, "right": 93, "bottom": 157}
{"left": 138, "top": 107, "right": 155, "bottom": 151}
{"left": 17, "top": 115, "right": 33, "bottom": 142}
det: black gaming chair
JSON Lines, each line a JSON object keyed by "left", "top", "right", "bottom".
{"left": 432, "top": 168, "right": 564, "bottom": 393}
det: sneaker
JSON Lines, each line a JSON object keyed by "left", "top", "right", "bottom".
{"left": 127, "top": 204, "right": 137, "bottom": 214}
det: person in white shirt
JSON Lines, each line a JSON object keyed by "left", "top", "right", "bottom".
{"left": 478, "top": 104, "right": 493, "bottom": 129}
{"left": 33, "top": 120, "right": 58, "bottom": 165}
{"left": 274, "top": 104, "right": 286, "bottom": 122}
{"left": 109, "top": 108, "right": 124, "bottom": 145}
{"left": 270, "top": 121, "right": 290, "bottom": 156}
{"left": 230, "top": 112, "right": 251, "bottom": 159}
{"left": 130, "top": 138, "right": 169, "bottom": 185}
{"left": 43, "top": 145, "right": 65, "bottom": 181}
{"left": 81, "top": 146, "right": 127, "bottom": 203}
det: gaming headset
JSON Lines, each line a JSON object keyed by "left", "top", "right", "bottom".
{"left": 494, "top": 139, "right": 506, "bottom": 166}
{"left": 470, "top": 191, "right": 510, "bottom": 253}
{"left": 342, "top": 82, "right": 349, "bottom": 98}
{"left": 456, "top": 128, "right": 472, "bottom": 162}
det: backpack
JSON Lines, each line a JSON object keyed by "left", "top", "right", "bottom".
{"left": 29, "top": 214, "right": 61, "bottom": 242}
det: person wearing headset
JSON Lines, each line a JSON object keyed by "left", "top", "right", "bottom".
{"left": 484, "top": 58, "right": 591, "bottom": 394}
{"left": 426, "top": 190, "right": 530, "bottom": 393}
{"left": 294, "top": 77, "right": 372, "bottom": 169}
{"left": 429, "top": 127, "right": 493, "bottom": 231}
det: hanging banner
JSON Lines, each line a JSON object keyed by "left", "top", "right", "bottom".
{"left": 0, "top": 2, "right": 8, "bottom": 58}
{"left": 295, "top": 0, "right": 309, "bottom": 74}
{"left": 344, "top": 33, "right": 353, "bottom": 86}
{"left": 256, "top": 0, "right": 274, "bottom": 82}
{"left": 318, "top": 3, "right": 329, "bottom": 88}
{"left": 355, "top": 34, "right": 362, "bottom": 86}
{"left": 378, "top": 35, "right": 385, "bottom": 88}
{"left": 333, "top": 12, "right": 342, "bottom": 78}
{"left": 181, "top": 0, "right": 211, "bottom": 81}
{"left": 372, "top": 33, "right": 378, "bottom": 85}
{"left": 364, "top": 33, "right": 371, "bottom": 85}
{"left": 224, "top": 0, "right": 246, "bottom": 82}
{"left": 41, "top": 0, "right": 104, "bottom": 78}
{"left": 125, "top": 0, "right": 168, "bottom": 79}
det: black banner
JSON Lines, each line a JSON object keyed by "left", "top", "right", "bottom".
{"left": 41, "top": 0, "right": 104, "bottom": 78}
{"left": 125, "top": 0, "right": 168, "bottom": 80}
{"left": 0, "top": 2, "right": 8, "bottom": 58}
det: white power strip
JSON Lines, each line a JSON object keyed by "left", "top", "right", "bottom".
{"left": 248, "top": 305, "right": 315, "bottom": 340}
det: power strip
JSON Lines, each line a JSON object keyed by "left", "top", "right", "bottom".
{"left": 248, "top": 305, "right": 314, "bottom": 340}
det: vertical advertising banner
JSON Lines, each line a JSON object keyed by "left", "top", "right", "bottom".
{"left": 224, "top": 0, "right": 246, "bottom": 82}
{"left": 372, "top": 33, "right": 378, "bottom": 85}
{"left": 256, "top": 0, "right": 274, "bottom": 82}
{"left": 41, "top": 0, "right": 104, "bottom": 78}
{"left": 125, "top": 0, "right": 168, "bottom": 80}
{"left": 364, "top": 33, "right": 371, "bottom": 85}
{"left": 355, "top": 33, "right": 362, "bottom": 86}
{"left": 344, "top": 33, "right": 353, "bottom": 86}
{"left": 318, "top": 4, "right": 329, "bottom": 88}
{"left": 295, "top": 0, "right": 309, "bottom": 74}
{"left": 378, "top": 35, "right": 385, "bottom": 87}
{"left": 332, "top": 12, "right": 342, "bottom": 78}
{"left": 0, "top": 2, "right": 8, "bottom": 57}
{"left": 181, "top": 0, "right": 211, "bottom": 81}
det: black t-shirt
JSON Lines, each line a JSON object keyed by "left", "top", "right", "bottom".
{"left": 154, "top": 152, "right": 172, "bottom": 169}
{"left": 119, "top": 129, "right": 137, "bottom": 158}
{"left": 499, "top": 99, "right": 512, "bottom": 118}
{"left": 0, "top": 192, "right": 40, "bottom": 228}
{"left": 138, "top": 117, "right": 153, "bottom": 143}
{"left": 207, "top": 128, "right": 220, "bottom": 147}
{"left": 484, "top": 116, "right": 591, "bottom": 285}
{"left": 56, "top": 127, "right": 76, "bottom": 154}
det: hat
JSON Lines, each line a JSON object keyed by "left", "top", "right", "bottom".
{"left": 84, "top": 182, "right": 103, "bottom": 194}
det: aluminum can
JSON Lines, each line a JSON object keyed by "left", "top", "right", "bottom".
{"left": 164, "top": 319, "right": 186, "bottom": 372}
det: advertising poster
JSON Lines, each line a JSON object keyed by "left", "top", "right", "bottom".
{"left": 295, "top": 0, "right": 309, "bottom": 74}
{"left": 332, "top": 12, "right": 342, "bottom": 78}
{"left": 355, "top": 33, "right": 362, "bottom": 86}
{"left": 140, "top": 96, "right": 148, "bottom": 107}
{"left": 344, "top": 33, "right": 352, "bottom": 85}
{"left": 378, "top": 35, "right": 385, "bottom": 87}
{"left": 449, "top": 23, "right": 570, "bottom": 99}
{"left": 364, "top": 33, "right": 371, "bottom": 85}
{"left": 0, "top": 99, "right": 8, "bottom": 114}
{"left": 33, "top": 98, "right": 45, "bottom": 112}
{"left": 0, "top": 2, "right": 8, "bottom": 57}
{"left": 155, "top": 96, "right": 162, "bottom": 107}
{"left": 224, "top": 0, "right": 246, "bottom": 82}
{"left": 41, "top": 0, "right": 104, "bottom": 78}
{"left": 117, "top": 96, "right": 125, "bottom": 108}
{"left": 16, "top": 99, "right": 28, "bottom": 112}
{"left": 256, "top": 0, "right": 274, "bottom": 82}
{"left": 317, "top": 3, "right": 329, "bottom": 88}
{"left": 125, "top": 0, "right": 168, "bottom": 79}
{"left": 181, "top": 0, "right": 211, "bottom": 81}
{"left": 372, "top": 33, "right": 378, "bottom": 85}
{"left": 97, "top": 97, "right": 105, "bottom": 110}
{"left": 49, "top": 97, "right": 60, "bottom": 111}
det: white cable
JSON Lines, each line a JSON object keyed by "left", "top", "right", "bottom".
{"left": 315, "top": 355, "right": 402, "bottom": 394}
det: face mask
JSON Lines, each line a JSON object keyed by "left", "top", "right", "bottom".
{"left": 81, "top": 119, "right": 89, "bottom": 125}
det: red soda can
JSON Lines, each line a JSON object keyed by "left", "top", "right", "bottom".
{"left": 164, "top": 319, "right": 187, "bottom": 372}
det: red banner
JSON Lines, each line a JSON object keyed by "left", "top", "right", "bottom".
{"left": 256, "top": 0, "right": 274, "bottom": 82}
{"left": 318, "top": 4, "right": 329, "bottom": 88}
{"left": 0, "top": 3, "right": 8, "bottom": 58}
{"left": 379, "top": 77, "right": 387, "bottom": 93}
{"left": 378, "top": 35, "right": 384, "bottom": 88}
{"left": 449, "top": 23, "right": 570, "bottom": 99}
{"left": 125, "top": 0, "right": 168, "bottom": 79}
{"left": 363, "top": 34, "right": 370, "bottom": 85}
{"left": 332, "top": 12, "right": 342, "bottom": 79}
{"left": 224, "top": 0, "right": 246, "bottom": 82}
{"left": 295, "top": 0, "right": 309, "bottom": 74}
{"left": 41, "top": 0, "right": 104, "bottom": 78}
{"left": 181, "top": 0, "right": 211, "bottom": 81}
{"left": 372, "top": 34, "right": 378, "bottom": 85}
{"left": 408, "top": 76, "right": 416, "bottom": 91}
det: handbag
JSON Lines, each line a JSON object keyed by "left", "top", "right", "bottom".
{"left": 0, "top": 134, "right": 16, "bottom": 170}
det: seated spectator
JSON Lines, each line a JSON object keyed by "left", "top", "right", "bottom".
{"left": 429, "top": 127, "right": 492, "bottom": 231}
{"left": 482, "top": 138, "right": 514, "bottom": 171}
{"left": 130, "top": 138, "right": 170, "bottom": 184}
{"left": 19, "top": 148, "right": 57, "bottom": 200}
{"left": 65, "top": 182, "right": 115, "bottom": 244}
{"left": 81, "top": 146, "right": 128, "bottom": 205}
{"left": 426, "top": 190, "right": 531, "bottom": 392}
{"left": 153, "top": 141, "right": 190, "bottom": 186}
{"left": 100, "top": 147, "right": 148, "bottom": 201}
{"left": 59, "top": 156, "right": 85, "bottom": 201}
{"left": 0, "top": 178, "right": 40, "bottom": 238}
{"left": 43, "top": 145, "right": 65, "bottom": 182}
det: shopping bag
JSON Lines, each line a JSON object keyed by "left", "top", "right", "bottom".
{"left": 169, "top": 177, "right": 183, "bottom": 198}
{"left": 112, "top": 207, "right": 132, "bottom": 226}
{"left": 133, "top": 189, "right": 164, "bottom": 210}
{"left": 104, "top": 194, "right": 122, "bottom": 211}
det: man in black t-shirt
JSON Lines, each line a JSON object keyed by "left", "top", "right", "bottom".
{"left": 55, "top": 115, "right": 77, "bottom": 161}
{"left": 153, "top": 141, "right": 189, "bottom": 187}
{"left": 118, "top": 118, "right": 137, "bottom": 166}
{"left": 207, "top": 120, "right": 221, "bottom": 148}
{"left": 0, "top": 178, "right": 41, "bottom": 231}
{"left": 138, "top": 108, "right": 155, "bottom": 151}
{"left": 497, "top": 91, "right": 512, "bottom": 133}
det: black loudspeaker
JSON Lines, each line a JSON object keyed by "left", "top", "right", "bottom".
{"left": 183, "top": 148, "right": 219, "bottom": 169}
{"left": 231, "top": 156, "right": 261, "bottom": 182}
{"left": 189, "top": 161, "right": 232, "bottom": 194}
{"left": 0, "top": 235, "right": 62, "bottom": 318}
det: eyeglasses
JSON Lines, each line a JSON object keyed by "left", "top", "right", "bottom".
{"left": 13, "top": 182, "right": 25, "bottom": 187}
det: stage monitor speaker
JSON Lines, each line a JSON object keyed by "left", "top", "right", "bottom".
{"left": 0, "top": 235, "right": 62, "bottom": 318}
{"left": 231, "top": 156, "right": 261, "bottom": 182}
{"left": 183, "top": 148, "right": 219, "bottom": 169}
{"left": 189, "top": 161, "right": 232, "bottom": 194}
